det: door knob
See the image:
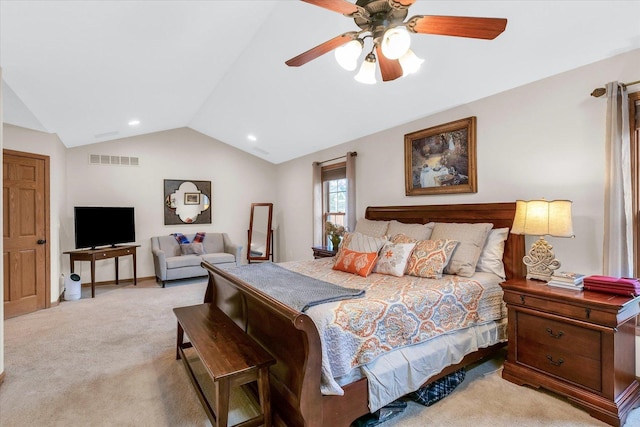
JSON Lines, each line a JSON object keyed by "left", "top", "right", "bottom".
{"left": 37, "top": 239, "right": 46, "bottom": 244}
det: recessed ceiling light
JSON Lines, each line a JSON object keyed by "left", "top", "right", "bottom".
{"left": 128, "top": 119, "right": 140, "bottom": 126}
{"left": 247, "top": 134, "right": 257, "bottom": 142}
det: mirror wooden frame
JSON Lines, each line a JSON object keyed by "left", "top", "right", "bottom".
{"left": 247, "top": 202, "right": 273, "bottom": 263}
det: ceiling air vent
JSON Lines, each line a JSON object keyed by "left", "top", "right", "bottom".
{"left": 89, "top": 154, "right": 140, "bottom": 167}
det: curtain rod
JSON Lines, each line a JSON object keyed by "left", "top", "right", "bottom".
{"left": 316, "top": 151, "right": 358, "bottom": 165}
{"left": 590, "top": 80, "right": 640, "bottom": 97}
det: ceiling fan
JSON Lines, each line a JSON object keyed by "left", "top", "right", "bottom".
{"left": 285, "top": 0, "right": 507, "bottom": 83}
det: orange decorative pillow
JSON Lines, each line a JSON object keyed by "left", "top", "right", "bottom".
{"left": 333, "top": 247, "right": 379, "bottom": 277}
{"left": 405, "top": 239, "right": 458, "bottom": 279}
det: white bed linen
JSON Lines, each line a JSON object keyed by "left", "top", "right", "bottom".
{"left": 361, "top": 317, "right": 507, "bottom": 411}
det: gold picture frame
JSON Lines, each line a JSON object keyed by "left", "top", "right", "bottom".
{"left": 404, "top": 116, "right": 477, "bottom": 196}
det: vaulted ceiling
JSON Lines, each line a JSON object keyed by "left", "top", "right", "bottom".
{"left": 2, "top": 1, "right": 639, "bottom": 164}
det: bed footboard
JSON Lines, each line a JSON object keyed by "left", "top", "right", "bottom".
{"left": 203, "top": 262, "right": 326, "bottom": 427}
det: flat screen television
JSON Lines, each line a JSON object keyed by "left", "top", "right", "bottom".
{"left": 74, "top": 206, "right": 136, "bottom": 249}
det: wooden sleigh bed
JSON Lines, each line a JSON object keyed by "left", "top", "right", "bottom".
{"left": 202, "top": 202, "right": 526, "bottom": 427}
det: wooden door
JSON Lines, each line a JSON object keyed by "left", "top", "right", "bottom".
{"left": 3, "top": 150, "right": 50, "bottom": 319}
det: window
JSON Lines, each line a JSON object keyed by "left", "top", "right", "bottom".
{"left": 322, "top": 162, "right": 346, "bottom": 245}
{"left": 313, "top": 152, "right": 356, "bottom": 247}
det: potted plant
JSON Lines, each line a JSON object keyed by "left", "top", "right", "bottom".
{"left": 325, "top": 221, "right": 346, "bottom": 251}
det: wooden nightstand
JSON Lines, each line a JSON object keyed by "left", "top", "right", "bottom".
{"left": 501, "top": 278, "right": 640, "bottom": 426}
{"left": 312, "top": 245, "right": 337, "bottom": 259}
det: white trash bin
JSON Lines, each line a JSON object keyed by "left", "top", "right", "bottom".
{"left": 65, "top": 273, "right": 82, "bottom": 300}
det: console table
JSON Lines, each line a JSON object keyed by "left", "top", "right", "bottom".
{"left": 64, "top": 245, "right": 139, "bottom": 298}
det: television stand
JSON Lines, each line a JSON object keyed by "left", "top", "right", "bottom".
{"left": 64, "top": 245, "right": 140, "bottom": 298}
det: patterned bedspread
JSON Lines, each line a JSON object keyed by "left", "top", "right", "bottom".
{"left": 279, "top": 258, "right": 506, "bottom": 395}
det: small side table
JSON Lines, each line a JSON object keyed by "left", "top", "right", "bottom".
{"left": 312, "top": 245, "right": 337, "bottom": 259}
{"left": 501, "top": 278, "right": 640, "bottom": 426}
{"left": 64, "top": 245, "right": 139, "bottom": 298}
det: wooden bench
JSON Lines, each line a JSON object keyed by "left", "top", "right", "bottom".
{"left": 173, "top": 303, "right": 276, "bottom": 427}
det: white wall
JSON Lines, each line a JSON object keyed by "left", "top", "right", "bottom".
{"left": 63, "top": 127, "right": 277, "bottom": 283}
{"left": 276, "top": 48, "right": 640, "bottom": 276}
{"left": 3, "top": 124, "right": 68, "bottom": 301}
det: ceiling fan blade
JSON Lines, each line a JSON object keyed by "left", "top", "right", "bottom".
{"left": 301, "top": 0, "right": 360, "bottom": 15}
{"left": 406, "top": 15, "right": 507, "bottom": 40}
{"left": 376, "top": 45, "right": 403, "bottom": 82}
{"left": 286, "top": 33, "right": 357, "bottom": 67}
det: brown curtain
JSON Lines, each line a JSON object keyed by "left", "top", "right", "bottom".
{"left": 346, "top": 152, "right": 357, "bottom": 232}
{"left": 312, "top": 161, "right": 322, "bottom": 246}
{"left": 603, "top": 82, "right": 633, "bottom": 276}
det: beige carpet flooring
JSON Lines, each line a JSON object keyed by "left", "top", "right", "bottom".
{"left": 1, "top": 278, "right": 640, "bottom": 427}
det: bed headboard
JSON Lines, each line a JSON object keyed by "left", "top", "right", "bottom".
{"left": 365, "top": 202, "right": 526, "bottom": 280}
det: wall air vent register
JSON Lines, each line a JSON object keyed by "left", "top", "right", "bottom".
{"left": 89, "top": 154, "right": 139, "bottom": 166}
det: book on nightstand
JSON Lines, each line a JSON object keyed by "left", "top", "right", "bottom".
{"left": 547, "top": 280, "right": 584, "bottom": 290}
{"left": 551, "top": 271, "right": 586, "bottom": 284}
{"left": 547, "top": 272, "right": 585, "bottom": 290}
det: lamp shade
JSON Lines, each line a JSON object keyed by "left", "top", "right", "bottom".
{"left": 399, "top": 49, "right": 424, "bottom": 75}
{"left": 354, "top": 53, "right": 377, "bottom": 84}
{"left": 511, "top": 200, "right": 574, "bottom": 237}
{"left": 381, "top": 26, "right": 411, "bottom": 60}
{"left": 335, "top": 39, "right": 363, "bottom": 71}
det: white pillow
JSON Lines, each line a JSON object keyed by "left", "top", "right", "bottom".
{"left": 475, "top": 228, "right": 509, "bottom": 279}
{"left": 341, "top": 231, "right": 387, "bottom": 254}
{"left": 386, "top": 220, "right": 435, "bottom": 241}
{"left": 354, "top": 218, "right": 389, "bottom": 237}
{"left": 430, "top": 222, "right": 493, "bottom": 277}
{"left": 374, "top": 241, "right": 416, "bottom": 277}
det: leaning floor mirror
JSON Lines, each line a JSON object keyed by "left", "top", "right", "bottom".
{"left": 247, "top": 203, "right": 273, "bottom": 263}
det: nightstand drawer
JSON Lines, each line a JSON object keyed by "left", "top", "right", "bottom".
{"left": 503, "top": 291, "right": 616, "bottom": 326}
{"left": 516, "top": 337, "right": 602, "bottom": 391}
{"left": 516, "top": 312, "right": 601, "bottom": 360}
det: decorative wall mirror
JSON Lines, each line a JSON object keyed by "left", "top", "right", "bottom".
{"left": 164, "top": 179, "right": 212, "bottom": 225}
{"left": 247, "top": 203, "right": 273, "bottom": 263}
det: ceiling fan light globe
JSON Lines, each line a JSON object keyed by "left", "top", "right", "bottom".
{"left": 354, "top": 55, "right": 377, "bottom": 84}
{"left": 399, "top": 49, "right": 424, "bottom": 75}
{"left": 381, "top": 26, "right": 411, "bottom": 60}
{"left": 335, "top": 39, "right": 363, "bottom": 71}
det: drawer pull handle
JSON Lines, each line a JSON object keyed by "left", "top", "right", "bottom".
{"left": 520, "top": 295, "right": 526, "bottom": 304}
{"left": 545, "top": 328, "right": 564, "bottom": 339}
{"left": 546, "top": 355, "right": 564, "bottom": 366}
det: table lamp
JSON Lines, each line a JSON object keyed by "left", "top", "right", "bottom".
{"left": 511, "top": 199, "right": 574, "bottom": 281}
